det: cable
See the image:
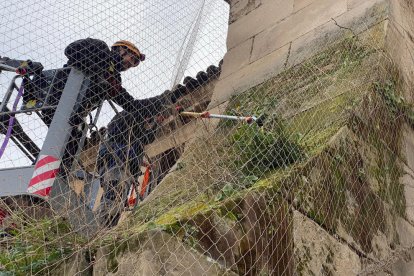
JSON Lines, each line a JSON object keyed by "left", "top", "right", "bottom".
{"left": 0, "top": 79, "right": 25, "bottom": 159}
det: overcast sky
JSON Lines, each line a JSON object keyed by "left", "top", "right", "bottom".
{"left": 0, "top": 0, "right": 229, "bottom": 168}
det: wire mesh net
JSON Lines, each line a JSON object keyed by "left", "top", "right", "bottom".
{"left": 0, "top": 0, "right": 413, "bottom": 275}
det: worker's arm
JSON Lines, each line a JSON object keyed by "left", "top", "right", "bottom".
{"left": 111, "top": 88, "right": 169, "bottom": 118}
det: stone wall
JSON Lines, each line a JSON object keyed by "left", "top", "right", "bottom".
{"left": 209, "top": 0, "right": 388, "bottom": 107}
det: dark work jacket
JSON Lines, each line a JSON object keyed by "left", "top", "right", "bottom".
{"left": 62, "top": 38, "right": 166, "bottom": 123}
{"left": 106, "top": 109, "right": 157, "bottom": 154}
{"left": 99, "top": 109, "right": 159, "bottom": 177}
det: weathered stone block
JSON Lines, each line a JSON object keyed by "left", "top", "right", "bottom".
{"left": 251, "top": 0, "right": 347, "bottom": 62}
{"left": 386, "top": 22, "right": 414, "bottom": 102}
{"left": 294, "top": 0, "right": 316, "bottom": 12}
{"left": 389, "top": 0, "right": 414, "bottom": 33}
{"left": 402, "top": 125, "right": 414, "bottom": 174}
{"left": 293, "top": 211, "right": 361, "bottom": 275}
{"left": 348, "top": 0, "right": 385, "bottom": 10}
{"left": 91, "top": 231, "right": 236, "bottom": 276}
{"left": 387, "top": 248, "right": 414, "bottom": 276}
{"left": 402, "top": 171, "right": 414, "bottom": 225}
{"left": 396, "top": 216, "right": 414, "bottom": 247}
{"left": 220, "top": 38, "right": 253, "bottom": 78}
{"left": 227, "top": 0, "right": 293, "bottom": 50}
{"left": 52, "top": 250, "right": 92, "bottom": 275}
{"left": 387, "top": 0, "right": 414, "bottom": 102}
{"left": 209, "top": 43, "right": 290, "bottom": 107}
{"left": 288, "top": 0, "right": 388, "bottom": 67}
{"left": 185, "top": 192, "right": 293, "bottom": 275}
{"left": 289, "top": 121, "right": 408, "bottom": 260}
{"left": 229, "top": 0, "right": 260, "bottom": 24}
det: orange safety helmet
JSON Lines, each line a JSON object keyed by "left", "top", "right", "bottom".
{"left": 112, "top": 40, "right": 145, "bottom": 61}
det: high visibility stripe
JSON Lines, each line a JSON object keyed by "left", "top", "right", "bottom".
{"left": 28, "top": 169, "right": 59, "bottom": 188}
{"left": 27, "top": 181, "right": 53, "bottom": 196}
{"left": 35, "top": 155, "right": 59, "bottom": 169}
{"left": 127, "top": 184, "right": 137, "bottom": 208}
{"left": 29, "top": 186, "right": 52, "bottom": 197}
{"left": 33, "top": 161, "right": 61, "bottom": 176}
{"left": 140, "top": 166, "right": 151, "bottom": 198}
{"left": 28, "top": 155, "right": 60, "bottom": 197}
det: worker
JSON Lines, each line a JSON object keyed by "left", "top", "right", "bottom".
{"left": 43, "top": 39, "right": 153, "bottom": 125}
{"left": 96, "top": 108, "right": 165, "bottom": 227}
{"left": 44, "top": 38, "right": 171, "bottom": 176}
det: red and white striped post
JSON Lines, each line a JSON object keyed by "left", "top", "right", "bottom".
{"left": 27, "top": 155, "right": 60, "bottom": 197}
